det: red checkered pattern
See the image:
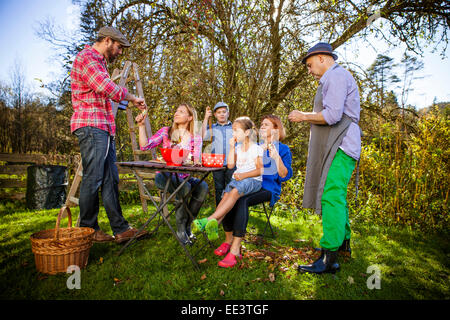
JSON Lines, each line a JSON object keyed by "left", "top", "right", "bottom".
{"left": 70, "top": 45, "right": 127, "bottom": 136}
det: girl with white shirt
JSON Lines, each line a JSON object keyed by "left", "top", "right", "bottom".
{"left": 192, "top": 117, "right": 263, "bottom": 246}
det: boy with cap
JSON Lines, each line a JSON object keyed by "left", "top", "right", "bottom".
{"left": 289, "top": 42, "right": 361, "bottom": 274}
{"left": 202, "top": 102, "right": 235, "bottom": 206}
{"left": 71, "top": 26, "right": 148, "bottom": 244}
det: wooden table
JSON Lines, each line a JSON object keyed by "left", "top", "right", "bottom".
{"left": 115, "top": 161, "right": 225, "bottom": 270}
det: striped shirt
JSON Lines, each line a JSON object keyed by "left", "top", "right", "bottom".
{"left": 70, "top": 45, "right": 127, "bottom": 136}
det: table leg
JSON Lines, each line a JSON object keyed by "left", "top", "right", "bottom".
{"left": 116, "top": 174, "right": 191, "bottom": 256}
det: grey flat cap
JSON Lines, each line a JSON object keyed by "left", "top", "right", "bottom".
{"left": 213, "top": 102, "right": 229, "bottom": 112}
{"left": 98, "top": 26, "right": 131, "bottom": 47}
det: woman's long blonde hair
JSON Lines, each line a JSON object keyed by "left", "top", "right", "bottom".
{"left": 169, "top": 103, "right": 198, "bottom": 143}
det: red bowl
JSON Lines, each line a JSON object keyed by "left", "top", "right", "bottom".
{"left": 202, "top": 153, "right": 225, "bottom": 167}
{"left": 160, "top": 148, "right": 189, "bottom": 166}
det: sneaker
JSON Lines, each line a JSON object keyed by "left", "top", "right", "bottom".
{"left": 218, "top": 252, "right": 242, "bottom": 268}
{"left": 205, "top": 218, "right": 218, "bottom": 241}
{"left": 192, "top": 217, "right": 208, "bottom": 233}
{"left": 214, "top": 242, "right": 231, "bottom": 256}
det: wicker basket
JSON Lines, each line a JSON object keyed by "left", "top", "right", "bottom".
{"left": 30, "top": 206, "right": 95, "bottom": 275}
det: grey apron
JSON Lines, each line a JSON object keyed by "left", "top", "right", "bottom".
{"left": 302, "top": 83, "right": 353, "bottom": 214}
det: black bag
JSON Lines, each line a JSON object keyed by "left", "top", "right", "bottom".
{"left": 26, "top": 165, "right": 68, "bottom": 210}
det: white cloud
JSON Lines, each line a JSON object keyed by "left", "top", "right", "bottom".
{"left": 65, "top": 4, "right": 80, "bottom": 32}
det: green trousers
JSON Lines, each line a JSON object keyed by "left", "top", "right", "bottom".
{"left": 319, "top": 149, "right": 356, "bottom": 251}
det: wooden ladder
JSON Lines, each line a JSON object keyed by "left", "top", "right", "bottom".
{"left": 61, "top": 61, "right": 160, "bottom": 224}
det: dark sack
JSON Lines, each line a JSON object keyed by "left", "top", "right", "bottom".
{"left": 26, "top": 165, "right": 68, "bottom": 210}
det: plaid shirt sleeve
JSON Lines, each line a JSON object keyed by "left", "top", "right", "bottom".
{"left": 141, "top": 127, "right": 169, "bottom": 150}
{"left": 81, "top": 58, "right": 127, "bottom": 102}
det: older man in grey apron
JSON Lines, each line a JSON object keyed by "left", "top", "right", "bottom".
{"left": 289, "top": 42, "right": 361, "bottom": 274}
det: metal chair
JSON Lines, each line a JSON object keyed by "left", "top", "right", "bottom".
{"left": 251, "top": 202, "right": 276, "bottom": 239}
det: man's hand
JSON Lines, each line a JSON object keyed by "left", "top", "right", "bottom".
{"left": 288, "top": 110, "right": 306, "bottom": 122}
{"left": 132, "top": 97, "right": 147, "bottom": 111}
{"left": 124, "top": 92, "right": 147, "bottom": 110}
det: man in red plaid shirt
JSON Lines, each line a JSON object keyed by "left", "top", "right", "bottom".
{"left": 71, "top": 26, "right": 148, "bottom": 244}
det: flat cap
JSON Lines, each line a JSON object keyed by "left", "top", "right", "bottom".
{"left": 213, "top": 102, "right": 229, "bottom": 112}
{"left": 98, "top": 26, "right": 131, "bottom": 47}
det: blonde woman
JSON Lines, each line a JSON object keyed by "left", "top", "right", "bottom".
{"left": 135, "top": 103, "right": 208, "bottom": 245}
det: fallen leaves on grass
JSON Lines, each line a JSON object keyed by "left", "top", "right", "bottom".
{"left": 269, "top": 273, "right": 275, "bottom": 282}
{"left": 198, "top": 258, "right": 208, "bottom": 264}
{"left": 241, "top": 232, "right": 320, "bottom": 279}
{"left": 200, "top": 274, "right": 207, "bottom": 280}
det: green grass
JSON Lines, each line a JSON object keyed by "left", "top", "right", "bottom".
{"left": 0, "top": 200, "right": 448, "bottom": 300}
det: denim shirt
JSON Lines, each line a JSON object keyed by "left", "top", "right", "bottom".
{"left": 320, "top": 63, "right": 361, "bottom": 160}
{"left": 204, "top": 121, "right": 233, "bottom": 165}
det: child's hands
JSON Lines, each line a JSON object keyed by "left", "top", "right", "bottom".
{"left": 229, "top": 136, "right": 237, "bottom": 148}
{"left": 233, "top": 172, "right": 243, "bottom": 181}
{"left": 204, "top": 106, "right": 212, "bottom": 121}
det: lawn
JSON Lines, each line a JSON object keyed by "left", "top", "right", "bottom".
{"left": 0, "top": 200, "right": 448, "bottom": 300}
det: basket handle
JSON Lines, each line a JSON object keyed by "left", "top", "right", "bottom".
{"left": 54, "top": 206, "right": 72, "bottom": 241}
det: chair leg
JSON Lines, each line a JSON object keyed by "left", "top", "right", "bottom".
{"left": 261, "top": 203, "right": 275, "bottom": 238}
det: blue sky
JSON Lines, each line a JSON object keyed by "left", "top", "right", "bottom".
{"left": 0, "top": 0, "right": 449, "bottom": 109}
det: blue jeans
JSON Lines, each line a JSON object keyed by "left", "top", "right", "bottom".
{"left": 73, "top": 127, "right": 129, "bottom": 235}
{"left": 155, "top": 172, "right": 209, "bottom": 242}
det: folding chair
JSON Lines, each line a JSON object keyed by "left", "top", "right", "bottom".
{"left": 251, "top": 201, "right": 276, "bottom": 239}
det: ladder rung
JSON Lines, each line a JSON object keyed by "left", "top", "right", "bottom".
{"left": 142, "top": 194, "right": 160, "bottom": 201}
{"left": 133, "top": 150, "right": 153, "bottom": 155}
{"left": 135, "top": 171, "right": 156, "bottom": 179}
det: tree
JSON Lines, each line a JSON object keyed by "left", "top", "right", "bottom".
{"left": 34, "top": 0, "right": 449, "bottom": 159}
{"left": 367, "top": 54, "right": 400, "bottom": 111}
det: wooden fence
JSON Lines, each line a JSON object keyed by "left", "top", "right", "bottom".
{"left": 0, "top": 153, "right": 154, "bottom": 201}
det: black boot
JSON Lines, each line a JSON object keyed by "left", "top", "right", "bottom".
{"left": 338, "top": 239, "right": 351, "bottom": 257}
{"left": 314, "top": 239, "right": 351, "bottom": 257}
{"left": 185, "top": 198, "right": 204, "bottom": 241}
{"left": 297, "top": 249, "right": 340, "bottom": 274}
{"left": 175, "top": 204, "right": 192, "bottom": 246}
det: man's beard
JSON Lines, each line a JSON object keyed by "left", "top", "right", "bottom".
{"left": 106, "top": 46, "right": 119, "bottom": 63}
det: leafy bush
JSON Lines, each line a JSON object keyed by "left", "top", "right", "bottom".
{"left": 355, "top": 108, "right": 449, "bottom": 231}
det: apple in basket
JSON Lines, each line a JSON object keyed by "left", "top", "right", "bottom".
{"left": 160, "top": 148, "right": 189, "bottom": 166}
{"left": 201, "top": 153, "right": 225, "bottom": 167}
